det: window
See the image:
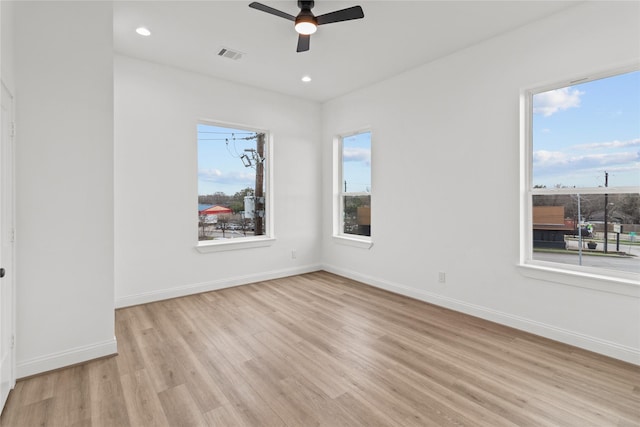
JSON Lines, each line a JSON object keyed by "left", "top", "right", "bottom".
{"left": 336, "top": 131, "right": 371, "bottom": 240}
{"left": 197, "top": 122, "right": 270, "bottom": 245}
{"left": 523, "top": 68, "right": 639, "bottom": 281}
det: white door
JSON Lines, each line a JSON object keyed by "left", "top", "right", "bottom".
{"left": 0, "top": 81, "right": 15, "bottom": 412}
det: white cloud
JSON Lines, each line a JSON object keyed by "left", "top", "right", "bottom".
{"left": 198, "top": 168, "right": 223, "bottom": 180}
{"left": 533, "top": 150, "right": 565, "bottom": 164}
{"left": 534, "top": 139, "right": 640, "bottom": 186}
{"left": 343, "top": 147, "right": 371, "bottom": 165}
{"left": 198, "top": 168, "right": 254, "bottom": 185}
{"left": 533, "top": 150, "right": 639, "bottom": 172}
{"left": 570, "top": 138, "right": 640, "bottom": 150}
{"left": 533, "top": 87, "right": 584, "bottom": 117}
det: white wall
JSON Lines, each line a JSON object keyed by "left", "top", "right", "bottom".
{"left": 7, "top": 1, "right": 638, "bottom": 379}
{"left": 321, "top": 2, "right": 640, "bottom": 364}
{"left": 114, "top": 55, "right": 321, "bottom": 307}
{"left": 1, "top": 1, "right": 15, "bottom": 92}
{"left": 13, "top": 2, "right": 116, "bottom": 377}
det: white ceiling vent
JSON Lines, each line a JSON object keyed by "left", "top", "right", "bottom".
{"left": 217, "top": 47, "right": 244, "bottom": 61}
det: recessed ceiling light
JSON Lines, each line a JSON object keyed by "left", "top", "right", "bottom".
{"left": 136, "top": 27, "right": 151, "bottom": 37}
{"left": 301, "top": 75, "right": 312, "bottom": 83}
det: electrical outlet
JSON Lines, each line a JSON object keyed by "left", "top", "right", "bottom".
{"left": 291, "top": 249, "right": 297, "bottom": 259}
{"left": 438, "top": 272, "right": 446, "bottom": 283}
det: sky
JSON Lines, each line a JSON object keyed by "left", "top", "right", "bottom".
{"left": 197, "top": 123, "right": 260, "bottom": 196}
{"left": 532, "top": 69, "right": 639, "bottom": 188}
{"left": 198, "top": 125, "right": 372, "bottom": 197}
{"left": 342, "top": 131, "right": 371, "bottom": 193}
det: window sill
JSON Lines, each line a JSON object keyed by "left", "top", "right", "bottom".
{"left": 332, "top": 235, "right": 373, "bottom": 249}
{"left": 196, "top": 236, "right": 275, "bottom": 253}
{"left": 517, "top": 262, "right": 640, "bottom": 297}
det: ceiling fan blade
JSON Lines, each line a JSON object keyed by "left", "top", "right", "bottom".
{"left": 316, "top": 5, "right": 364, "bottom": 25}
{"left": 248, "top": 2, "right": 295, "bottom": 21}
{"left": 297, "top": 34, "right": 310, "bottom": 52}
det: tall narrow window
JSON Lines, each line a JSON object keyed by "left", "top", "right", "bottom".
{"left": 197, "top": 122, "right": 269, "bottom": 243}
{"left": 524, "top": 69, "right": 639, "bottom": 279}
{"left": 338, "top": 131, "right": 372, "bottom": 238}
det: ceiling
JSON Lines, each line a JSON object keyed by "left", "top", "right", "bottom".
{"left": 113, "top": 1, "right": 579, "bottom": 103}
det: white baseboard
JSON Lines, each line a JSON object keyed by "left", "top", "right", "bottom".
{"left": 322, "top": 264, "right": 640, "bottom": 366}
{"left": 16, "top": 337, "right": 118, "bottom": 379}
{"left": 115, "top": 264, "right": 323, "bottom": 308}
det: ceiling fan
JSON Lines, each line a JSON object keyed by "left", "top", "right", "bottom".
{"left": 249, "top": 1, "right": 364, "bottom": 52}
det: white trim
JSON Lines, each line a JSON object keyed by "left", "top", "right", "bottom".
{"left": 517, "top": 263, "right": 639, "bottom": 297}
{"left": 527, "top": 63, "right": 640, "bottom": 98}
{"left": 196, "top": 236, "right": 275, "bottom": 253}
{"left": 531, "top": 186, "right": 638, "bottom": 196}
{"left": 115, "top": 264, "right": 322, "bottom": 308}
{"left": 0, "top": 80, "right": 16, "bottom": 405}
{"left": 16, "top": 338, "right": 117, "bottom": 379}
{"left": 322, "top": 264, "right": 640, "bottom": 366}
{"left": 519, "top": 92, "right": 530, "bottom": 266}
{"left": 332, "top": 235, "right": 373, "bottom": 249}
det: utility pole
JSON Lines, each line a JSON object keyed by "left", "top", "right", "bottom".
{"left": 604, "top": 171, "right": 608, "bottom": 254}
{"left": 577, "top": 194, "right": 583, "bottom": 265}
{"left": 254, "top": 133, "right": 265, "bottom": 236}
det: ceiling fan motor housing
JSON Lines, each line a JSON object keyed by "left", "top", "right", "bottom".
{"left": 298, "top": 1, "right": 315, "bottom": 10}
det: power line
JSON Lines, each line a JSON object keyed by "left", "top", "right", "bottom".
{"left": 198, "top": 132, "right": 260, "bottom": 159}
{"left": 198, "top": 130, "right": 254, "bottom": 135}
{"left": 198, "top": 135, "right": 258, "bottom": 141}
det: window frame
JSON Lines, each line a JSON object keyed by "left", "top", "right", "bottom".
{"left": 196, "top": 119, "right": 274, "bottom": 253}
{"left": 333, "top": 129, "right": 373, "bottom": 249}
{"left": 520, "top": 65, "right": 640, "bottom": 294}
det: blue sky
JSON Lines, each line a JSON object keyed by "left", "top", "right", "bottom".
{"left": 197, "top": 123, "right": 259, "bottom": 196}
{"left": 198, "top": 125, "right": 372, "bottom": 196}
{"left": 342, "top": 131, "right": 371, "bottom": 193}
{"left": 532, "top": 70, "right": 639, "bottom": 188}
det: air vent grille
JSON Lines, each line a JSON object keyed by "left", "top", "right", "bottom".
{"left": 217, "top": 48, "right": 244, "bottom": 61}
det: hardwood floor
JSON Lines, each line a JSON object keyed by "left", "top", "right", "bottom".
{"left": 2, "top": 271, "right": 639, "bottom": 426}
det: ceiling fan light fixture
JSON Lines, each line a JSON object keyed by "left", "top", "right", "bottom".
{"left": 295, "top": 14, "right": 317, "bottom": 35}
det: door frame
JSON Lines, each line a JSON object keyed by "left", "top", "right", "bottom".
{"left": 0, "top": 79, "right": 16, "bottom": 412}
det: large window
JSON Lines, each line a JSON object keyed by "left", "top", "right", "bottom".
{"left": 197, "top": 122, "right": 269, "bottom": 244}
{"left": 524, "top": 68, "right": 639, "bottom": 280}
{"left": 337, "top": 131, "right": 371, "bottom": 239}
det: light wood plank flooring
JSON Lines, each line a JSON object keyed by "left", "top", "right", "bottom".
{"left": 2, "top": 271, "right": 639, "bottom": 426}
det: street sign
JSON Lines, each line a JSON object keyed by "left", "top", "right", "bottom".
{"left": 613, "top": 224, "right": 621, "bottom": 233}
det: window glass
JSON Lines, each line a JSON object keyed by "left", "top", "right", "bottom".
{"left": 341, "top": 131, "right": 371, "bottom": 237}
{"left": 531, "top": 193, "right": 639, "bottom": 274}
{"left": 527, "top": 70, "right": 639, "bottom": 277}
{"left": 197, "top": 123, "right": 267, "bottom": 242}
{"left": 532, "top": 71, "right": 639, "bottom": 188}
